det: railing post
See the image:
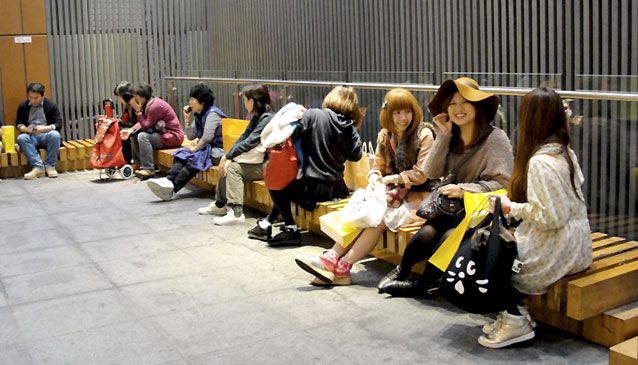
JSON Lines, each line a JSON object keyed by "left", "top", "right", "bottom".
{"left": 167, "top": 79, "right": 177, "bottom": 110}
{"left": 234, "top": 83, "right": 242, "bottom": 118}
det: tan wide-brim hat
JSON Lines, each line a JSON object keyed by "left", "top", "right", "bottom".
{"left": 428, "top": 77, "right": 499, "bottom": 121}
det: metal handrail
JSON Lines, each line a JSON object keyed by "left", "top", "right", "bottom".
{"left": 166, "top": 76, "right": 638, "bottom": 102}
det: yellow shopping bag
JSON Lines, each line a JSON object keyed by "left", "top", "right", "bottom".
{"left": 428, "top": 189, "right": 507, "bottom": 271}
{"left": 319, "top": 210, "right": 363, "bottom": 248}
{"left": 1, "top": 125, "right": 16, "bottom": 153}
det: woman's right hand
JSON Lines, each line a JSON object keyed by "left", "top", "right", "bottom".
{"left": 183, "top": 106, "right": 192, "bottom": 125}
{"left": 367, "top": 173, "right": 381, "bottom": 188}
{"left": 433, "top": 113, "right": 452, "bottom": 135}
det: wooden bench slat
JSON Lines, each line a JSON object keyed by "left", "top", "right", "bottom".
{"left": 593, "top": 241, "right": 638, "bottom": 261}
{"left": 593, "top": 236, "right": 628, "bottom": 250}
{"left": 591, "top": 232, "right": 610, "bottom": 241}
{"left": 582, "top": 302, "right": 638, "bottom": 347}
{"left": 609, "top": 336, "right": 638, "bottom": 365}
{"left": 567, "top": 260, "right": 638, "bottom": 320}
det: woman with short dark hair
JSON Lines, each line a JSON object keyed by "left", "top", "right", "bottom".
{"left": 147, "top": 83, "right": 227, "bottom": 200}
{"left": 120, "top": 82, "right": 184, "bottom": 178}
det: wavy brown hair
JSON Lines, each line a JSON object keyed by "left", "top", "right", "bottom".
{"left": 509, "top": 87, "right": 579, "bottom": 203}
{"left": 322, "top": 86, "right": 363, "bottom": 128}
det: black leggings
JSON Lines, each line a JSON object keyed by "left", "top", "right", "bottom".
{"left": 268, "top": 177, "right": 349, "bottom": 226}
{"left": 166, "top": 159, "right": 199, "bottom": 193}
{"left": 399, "top": 216, "right": 456, "bottom": 288}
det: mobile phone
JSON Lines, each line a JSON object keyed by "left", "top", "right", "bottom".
{"left": 122, "top": 94, "right": 133, "bottom": 103}
{"left": 184, "top": 105, "right": 192, "bottom": 113}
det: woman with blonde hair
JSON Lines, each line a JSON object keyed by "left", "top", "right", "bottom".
{"left": 248, "top": 86, "right": 363, "bottom": 246}
{"left": 295, "top": 88, "right": 434, "bottom": 285}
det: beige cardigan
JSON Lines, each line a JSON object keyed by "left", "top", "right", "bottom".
{"left": 423, "top": 127, "right": 514, "bottom": 193}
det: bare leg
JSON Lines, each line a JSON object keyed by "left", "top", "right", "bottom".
{"left": 328, "top": 223, "right": 386, "bottom": 263}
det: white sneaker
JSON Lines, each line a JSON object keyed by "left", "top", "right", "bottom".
{"left": 197, "top": 202, "right": 227, "bottom": 215}
{"left": 483, "top": 306, "right": 536, "bottom": 335}
{"left": 478, "top": 312, "right": 535, "bottom": 348}
{"left": 213, "top": 211, "right": 246, "bottom": 225}
{"left": 147, "top": 178, "right": 174, "bottom": 201}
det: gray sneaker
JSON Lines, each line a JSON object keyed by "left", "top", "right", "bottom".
{"left": 478, "top": 312, "right": 535, "bottom": 348}
{"left": 197, "top": 203, "right": 227, "bottom": 215}
{"left": 147, "top": 178, "right": 174, "bottom": 201}
{"left": 24, "top": 168, "right": 45, "bottom": 180}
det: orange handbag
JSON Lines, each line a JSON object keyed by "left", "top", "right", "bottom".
{"left": 263, "top": 138, "right": 299, "bottom": 190}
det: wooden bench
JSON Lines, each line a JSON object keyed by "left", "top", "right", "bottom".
{"left": 0, "top": 138, "right": 96, "bottom": 178}
{"left": 610, "top": 336, "right": 638, "bottom": 364}
{"left": 151, "top": 117, "right": 638, "bottom": 355}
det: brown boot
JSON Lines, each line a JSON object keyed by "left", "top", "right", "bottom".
{"left": 135, "top": 169, "right": 154, "bottom": 179}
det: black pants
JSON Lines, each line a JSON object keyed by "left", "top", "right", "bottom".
{"left": 122, "top": 138, "right": 133, "bottom": 163}
{"left": 268, "top": 177, "right": 349, "bottom": 226}
{"left": 166, "top": 159, "right": 198, "bottom": 193}
{"left": 399, "top": 216, "right": 457, "bottom": 288}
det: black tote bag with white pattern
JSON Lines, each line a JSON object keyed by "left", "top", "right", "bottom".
{"left": 438, "top": 198, "right": 519, "bottom": 314}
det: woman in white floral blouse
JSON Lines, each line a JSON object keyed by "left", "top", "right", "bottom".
{"left": 482, "top": 87, "right": 592, "bottom": 349}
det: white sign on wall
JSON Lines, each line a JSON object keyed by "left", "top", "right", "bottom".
{"left": 14, "top": 36, "right": 33, "bottom": 44}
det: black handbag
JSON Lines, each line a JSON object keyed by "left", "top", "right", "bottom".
{"left": 438, "top": 198, "right": 519, "bottom": 314}
{"left": 415, "top": 175, "right": 465, "bottom": 222}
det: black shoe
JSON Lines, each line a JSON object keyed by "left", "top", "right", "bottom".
{"left": 247, "top": 221, "right": 271, "bottom": 241}
{"left": 380, "top": 280, "right": 429, "bottom": 298}
{"left": 377, "top": 265, "right": 408, "bottom": 293}
{"left": 268, "top": 227, "right": 301, "bottom": 247}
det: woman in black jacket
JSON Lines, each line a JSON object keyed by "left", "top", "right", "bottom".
{"left": 197, "top": 84, "right": 274, "bottom": 225}
{"left": 248, "top": 86, "right": 364, "bottom": 246}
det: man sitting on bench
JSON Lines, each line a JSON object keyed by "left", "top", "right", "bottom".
{"left": 15, "top": 82, "right": 62, "bottom": 180}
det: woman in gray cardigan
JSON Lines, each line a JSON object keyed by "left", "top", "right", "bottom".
{"left": 378, "top": 77, "right": 514, "bottom": 297}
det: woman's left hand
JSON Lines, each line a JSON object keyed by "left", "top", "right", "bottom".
{"left": 488, "top": 194, "right": 512, "bottom": 214}
{"left": 438, "top": 184, "right": 464, "bottom": 198}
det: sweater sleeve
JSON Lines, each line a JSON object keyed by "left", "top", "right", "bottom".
{"left": 509, "top": 155, "right": 572, "bottom": 229}
{"left": 200, "top": 112, "right": 222, "bottom": 144}
{"left": 399, "top": 127, "right": 434, "bottom": 186}
{"left": 185, "top": 118, "right": 198, "bottom": 140}
{"left": 133, "top": 100, "right": 162, "bottom": 130}
{"left": 226, "top": 113, "right": 272, "bottom": 159}
{"left": 422, "top": 131, "right": 452, "bottom": 179}
{"left": 456, "top": 129, "right": 513, "bottom": 193}
{"left": 344, "top": 124, "right": 362, "bottom": 162}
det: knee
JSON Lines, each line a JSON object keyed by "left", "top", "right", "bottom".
{"left": 47, "top": 130, "right": 61, "bottom": 143}
{"left": 17, "top": 134, "right": 31, "bottom": 144}
{"left": 137, "top": 132, "right": 150, "bottom": 144}
{"left": 226, "top": 161, "right": 241, "bottom": 176}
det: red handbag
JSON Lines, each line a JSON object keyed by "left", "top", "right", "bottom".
{"left": 263, "top": 138, "right": 299, "bottom": 190}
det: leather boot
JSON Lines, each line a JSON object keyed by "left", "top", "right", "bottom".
{"left": 377, "top": 265, "right": 408, "bottom": 293}
{"left": 379, "top": 279, "right": 428, "bottom": 298}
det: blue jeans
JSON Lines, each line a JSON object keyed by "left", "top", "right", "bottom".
{"left": 16, "top": 131, "right": 61, "bottom": 169}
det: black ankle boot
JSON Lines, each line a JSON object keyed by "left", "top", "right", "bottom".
{"left": 377, "top": 266, "right": 408, "bottom": 293}
{"left": 379, "top": 279, "right": 428, "bottom": 298}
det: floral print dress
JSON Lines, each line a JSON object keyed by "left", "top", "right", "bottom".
{"left": 509, "top": 143, "right": 592, "bottom": 295}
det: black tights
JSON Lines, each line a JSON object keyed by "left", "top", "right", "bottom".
{"left": 399, "top": 217, "right": 455, "bottom": 288}
{"left": 268, "top": 189, "right": 293, "bottom": 225}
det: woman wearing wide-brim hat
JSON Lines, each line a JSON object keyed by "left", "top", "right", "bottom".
{"left": 378, "top": 77, "right": 514, "bottom": 296}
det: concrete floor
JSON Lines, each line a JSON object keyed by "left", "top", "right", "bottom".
{"left": 0, "top": 171, "right": 608, "bottom": 364}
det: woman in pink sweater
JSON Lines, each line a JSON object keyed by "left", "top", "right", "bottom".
{"left": 120, "top": 83, "right": 184, "bottom": 178}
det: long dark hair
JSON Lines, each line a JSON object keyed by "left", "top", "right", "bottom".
{"left": 509, "top": 87, "right": 580, "bottom": 203}
{"left": 441, "top": 92, "right": 493, "bottom": 154}
{"left": 241, "top": 84, "right": 272, "bottom": 117}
